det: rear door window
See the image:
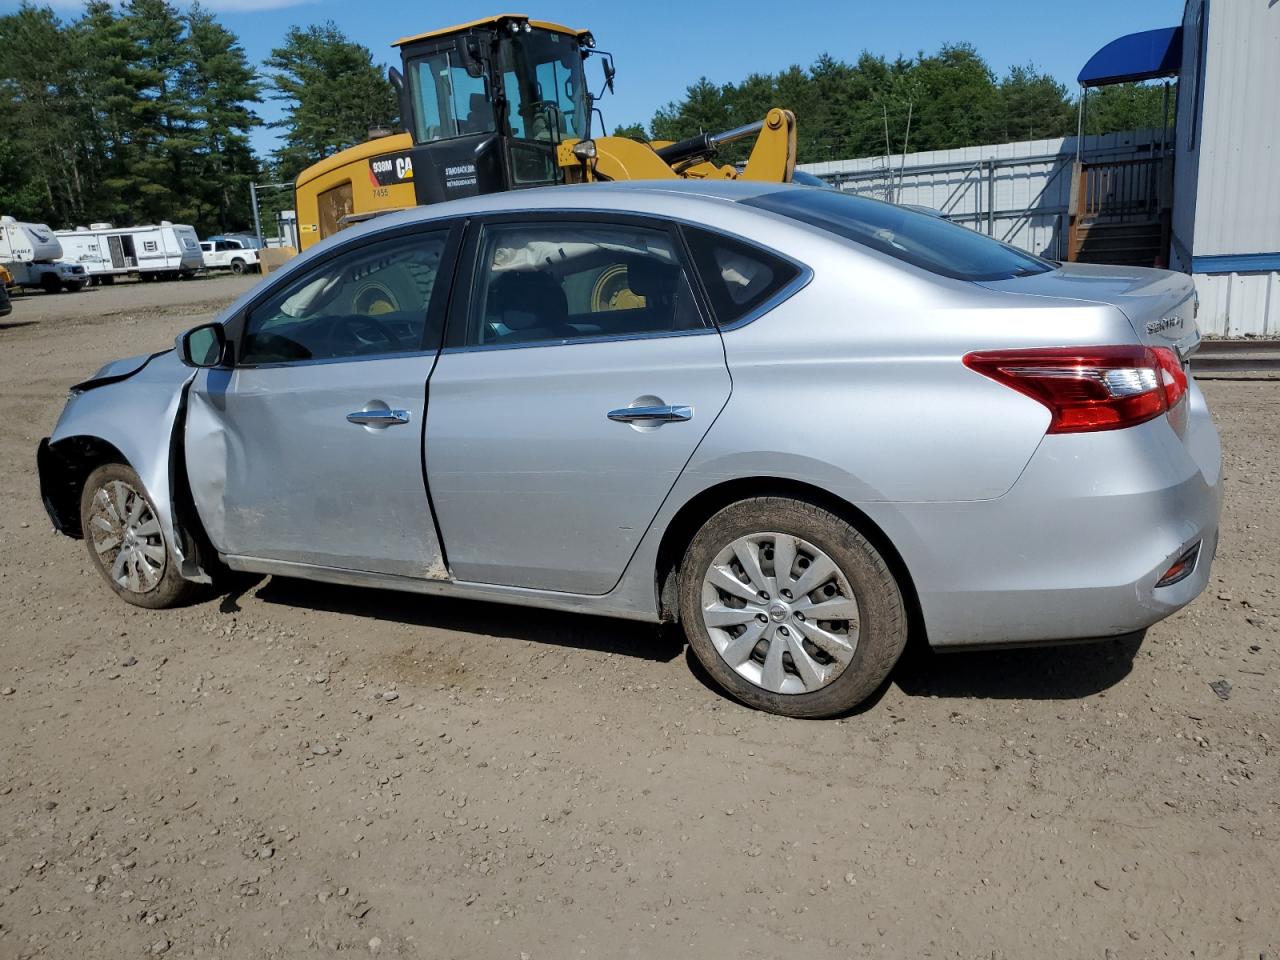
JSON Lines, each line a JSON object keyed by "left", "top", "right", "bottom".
{"left": 455, "top": 220, "right": 708, "bottom": 348}
{"left": 681, "top": 226, "right": 802, "bottom": 327}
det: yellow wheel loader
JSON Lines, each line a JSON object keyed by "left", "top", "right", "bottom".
{"left": 293, "top": 14, "right": 796, "bottom": 251}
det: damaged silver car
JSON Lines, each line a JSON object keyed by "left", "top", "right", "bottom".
{"left": 38, "top": 182, "right": 1221, "bottom": 718}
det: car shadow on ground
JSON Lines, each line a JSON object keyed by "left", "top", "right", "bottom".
{"left": 0, "top": 321, "right": 39, "bottom": 330}
{"left": 683, "top": 632, "right": 1146, "bottom": 716}
{"left": 891, "top": 632, "right": 1146, "bottom": 701}
{"left": 241, "top": 574, "right": 1144, "bottom": 702}
{"left": 246, "top": 575, "right": 685, "bottom": 663}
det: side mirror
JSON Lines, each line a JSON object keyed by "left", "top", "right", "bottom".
{"left": 178, "top": 323, "right": 227, "bottom": 368}
{"left": 463, "top": 38, "right": 485, "bottom": 79}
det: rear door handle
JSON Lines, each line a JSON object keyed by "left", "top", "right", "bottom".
{"left": 346, "top": 409, "right": 411, "bottom": 427}
{"left": 607, "top": 404, "right": 693, "bottom": 424}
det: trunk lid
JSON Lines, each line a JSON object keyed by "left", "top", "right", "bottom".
{"left": 977, "top": 262, "right": 1200, "bottom": 360}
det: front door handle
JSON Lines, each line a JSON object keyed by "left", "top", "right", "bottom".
{"left": 346, "top": 409, "right": 411, "bottom": 427}
{"left": 607, "top": 404, "right": 693, "bottom": 424}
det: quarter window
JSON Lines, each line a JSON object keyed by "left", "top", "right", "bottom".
{"left": 682, "top": 226, "right": 801, "bottom": 326}
{"left": 240, "top": 232, "right": 450, "bottom": 365}
{"left": 459, "top": 222, "right": 707, "bottom": 348}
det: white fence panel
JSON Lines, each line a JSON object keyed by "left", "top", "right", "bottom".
{"left": 799, "top": 130, "right": 1169, "bottom": 262}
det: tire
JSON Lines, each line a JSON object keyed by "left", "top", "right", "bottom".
{"left": 79, "top": 463, "right": 198, "bottom": 609}
{"left": 229, "top": 258, "right": 246, "bottom": 275}
{"left": 40, "top": 273, "right": 62, "bottom": 294}
{"left": 678, "top": 497, "right": 907, "bottom": 719}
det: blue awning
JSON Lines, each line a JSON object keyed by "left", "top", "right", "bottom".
{"left": 1077, "top": 26, "right": 1183, "bottom": 87}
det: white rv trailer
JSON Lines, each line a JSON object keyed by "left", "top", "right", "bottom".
{"left": 55, "top": 223, "right": 131, "bottom": 285}
{"left": 55, "top": 221, "right": 202, "bottom": 282}
{"left": 0, "top": 216, "right": 87, "bottom": 293}
{"left": 132, "top": 222, "right": 203, "bottom": 280}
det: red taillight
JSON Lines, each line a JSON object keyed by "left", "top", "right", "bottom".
{"left": 963, "top": 345, "right": 1188, "bottom": 434}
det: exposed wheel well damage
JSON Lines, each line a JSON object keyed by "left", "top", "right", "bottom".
{"left": 653, "top": 477, "right": 926, "bottom": 644}
{"left": 39, "top": 415, "right": 218, "bottom": 587}
{"left": 38, "top": 435, "right": 128, "bottom": 538}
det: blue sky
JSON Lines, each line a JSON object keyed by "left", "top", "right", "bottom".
{"left": 12, "top": 0, "right": 1184, "bottom": 156}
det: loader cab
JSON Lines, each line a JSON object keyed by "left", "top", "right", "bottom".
{"left": 394, "top": 16, "right": 593, "bottom": 203}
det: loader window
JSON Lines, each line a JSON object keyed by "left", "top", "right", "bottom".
{"left": 500, "top": 30, "right": 587, "bottom": 143}
{"left": 409, "top": 51, "right": 493, "bottom": 142}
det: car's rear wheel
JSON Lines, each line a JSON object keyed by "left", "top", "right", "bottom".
{"left": 80, "top": 464, "right": 197, "bottom": 609}
{"left": 229, "top": 258, "right": 246, "bottom": 275}
{"left": 678, "top": 497, "right": 907, "bottom": 718}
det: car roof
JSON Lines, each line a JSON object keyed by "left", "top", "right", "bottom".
{"left": 286, "top": 180, "right": 829, "bottom": 277}
{"left": 355, "top": 179, "right": 796, "bottom": 236}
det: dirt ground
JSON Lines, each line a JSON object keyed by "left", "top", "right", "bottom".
{"left": 1, "top": 277, "right": 1276, "bottom": 960}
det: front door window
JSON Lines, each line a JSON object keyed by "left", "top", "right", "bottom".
{"left": 241, "top": 232, "right": 450, "bottom": 365}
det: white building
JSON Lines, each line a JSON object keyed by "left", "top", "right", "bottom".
{"left": 1166, "top": 0, "right": 1279, "bottom": 336}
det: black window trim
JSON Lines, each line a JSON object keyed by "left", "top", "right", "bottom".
{"left": 441, "top": 210, "right": 717, "bottom": 354}
{"left": 225, "top": 219, "right": 464, "bottom": 370}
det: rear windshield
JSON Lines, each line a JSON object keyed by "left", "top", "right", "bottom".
{"left": 744, "top": 189, "right": 1053, "bottom": 282}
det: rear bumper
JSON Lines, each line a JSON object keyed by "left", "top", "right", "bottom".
{"left": 866, "top": 385, "right": 1222, "bottom": 648}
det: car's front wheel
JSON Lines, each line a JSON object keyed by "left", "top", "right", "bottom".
{"left": 80, "top": 463, "right": 197, "bottom": 608}
{"left": 678, "top": 497, "right": 908, "bottom": 718}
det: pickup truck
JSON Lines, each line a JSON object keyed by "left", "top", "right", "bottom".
{"left": 199, "top": 239, "right": 260, "bottom": 275}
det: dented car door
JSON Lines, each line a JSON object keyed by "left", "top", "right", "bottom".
{"left": 185, "top": 226, "right": 458, "bottom": 579}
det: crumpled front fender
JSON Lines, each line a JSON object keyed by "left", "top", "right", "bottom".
{"left": 44, "top": 350, "right": 207, "bottom": 580}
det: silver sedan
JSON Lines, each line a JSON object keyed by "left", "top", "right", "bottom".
{"left": 37, "top": 182, "right": 1222, "bottom": 718}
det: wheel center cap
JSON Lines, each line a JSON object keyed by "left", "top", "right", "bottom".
{"left": 768, "top": 602, "right": 790, "bottom": 623}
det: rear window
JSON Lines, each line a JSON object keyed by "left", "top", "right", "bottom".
{"left": 744, "top": 189, "right": 1053, "bottom": 282}
{"left": 682, "top": 226, "right": 801, "bottom": 326}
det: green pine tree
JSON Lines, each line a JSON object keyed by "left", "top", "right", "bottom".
{"left": 265, "top": 22, "right": 398, "bottom": 182}
{"left": 184, "top": 2, "right": 262, "bottom": 233}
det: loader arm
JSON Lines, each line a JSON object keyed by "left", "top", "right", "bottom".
{"left": 739, "top": 108, "right": 797, "bottom": 182}
{"left": 561, "top": 108, "right": 798, "bottom": 185}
